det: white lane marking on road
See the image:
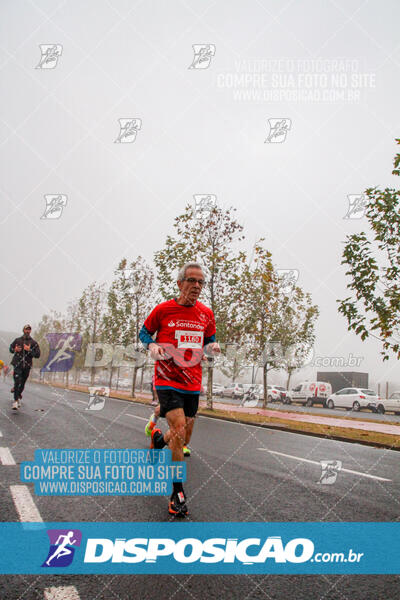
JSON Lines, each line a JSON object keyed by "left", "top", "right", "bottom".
{"left": 258, "top": 449, "right": 392, "bottom": 481}
{"left": 44, "top": 586, "right": 81, "bottom": 600}
{"left": 75, "top": 400, "right": 87, "bottom": 404}
{"left": 10, "top": 485, "right": 43, "bottom": 521}
{"left": 126, "top": 414, "right": 148, "bottom": 421}
{"left": 0, "top": 447, "right": 16, "bottom": 465}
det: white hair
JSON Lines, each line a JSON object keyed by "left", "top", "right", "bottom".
{"left": 177, "top": 262, "right": 203, "bottom": 281}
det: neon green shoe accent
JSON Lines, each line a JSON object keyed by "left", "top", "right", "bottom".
{"left": 183, "top": 445, "right": 191, "bottom": 457}
{"left": 145, "top": 420, "right": 155, "bottom": 437}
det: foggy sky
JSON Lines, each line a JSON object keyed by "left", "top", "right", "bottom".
{"left": 1, "top": 0, "right": 399, "bottom": 389}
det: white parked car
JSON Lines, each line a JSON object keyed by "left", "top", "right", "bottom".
{"left": 285, "top": 381, "right": 332, "bottom": 407}
{"left": 374, "top": 391, "right": 400, "bottom": 415}
{"left": 212, "top": 383, "right": 224, "bottom": 396}
{"left": 221, "top": 383, "right": 244, "bottom": 398}
{"left": 326, "top": 388, "right": 380, "bottom": 412}
{"left": 267, "top": 385, "right": 287, "bottom": 402}
{"left": 275, "top": 385, "right": 288, "bottom": 402}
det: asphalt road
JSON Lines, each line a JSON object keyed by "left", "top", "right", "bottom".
{"left": 1, "top": 379, "right": 399, "bottom": 600}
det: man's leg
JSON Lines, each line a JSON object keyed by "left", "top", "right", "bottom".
{"left": 164, "top": 408, "right": 188, "bottom": 515}
{"left": 163, "top": 407, "right": 186, "bottom": 462}
{"left": 183, "top": 416, "right": 195, "bottom": 456}
{"left": 12, "top": 368, "right": 23, "bottom": 408}
{"left": 19, "top": 367, "right": 31, "bottom": 396}
{"left": 145, "top": 403, "right": 160, "bottom": 439}
{"left": 151, "top": 407, "right": 188, "bottom": 516}
{"left": 151, "top": 386, "right": 158, "bottom": 406}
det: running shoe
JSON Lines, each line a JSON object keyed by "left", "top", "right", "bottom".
{"left": 182, "top": 445, "right": 191, "bottom": 457}
{"left": 10, "top": 387, "right": 14, "bottom": 393}
{"left": 168, "top": 489, "right": 188, "bottom": 517}
{"left": 145, "top": 415, "right": 157, "bottom": 437}
{"left": 150, "top": 428, "right": 166, "bottom": 450}
{"left": 12, "top": 400, "right": 18, "bottom": 410}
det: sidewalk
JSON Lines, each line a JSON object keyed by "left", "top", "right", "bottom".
{"left": 205, "top": 401, "right": 400, "bottom": 437}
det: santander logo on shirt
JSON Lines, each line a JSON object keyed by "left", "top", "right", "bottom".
{"left": 175, "top": 320, "right": 203, "bottom": 330}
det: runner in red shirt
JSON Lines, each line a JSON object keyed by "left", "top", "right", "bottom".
{"left": 139, "top": 262, "right": 220, "bottom": 517}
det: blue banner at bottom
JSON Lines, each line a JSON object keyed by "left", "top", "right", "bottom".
{"left": 0, "top": 522, "right": 398, "bottom": 574}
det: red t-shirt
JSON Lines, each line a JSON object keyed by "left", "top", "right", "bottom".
{"left": 144, "top": 298, "right": 216, "bottom": 392}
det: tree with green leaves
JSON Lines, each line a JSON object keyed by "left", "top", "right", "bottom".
{"left": 76, "top": 282, "right": 107, "bottom": 385}
{"left": 273, "top": 287, "right": 319, "bottom": 389}
{"left": 338, "top": 139, "right": 400, "bottom": 361}
{"left": 239, "top": 243, "right": 319, "bottom": 405}
{"left": 154, "top": 203, "right": 247, "bottom": 408}
{"left": 64, "top": 300, "right": 80, "bottom": 387}
{"left": 238, "top": 243, "right": 285, "bottom": 407}
{"left": 103, "top": 257, "right": 156, "bottom": 396}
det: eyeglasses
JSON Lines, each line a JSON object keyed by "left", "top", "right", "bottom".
{"left": 182, "top": 277, "right": 206, "bottom": 286}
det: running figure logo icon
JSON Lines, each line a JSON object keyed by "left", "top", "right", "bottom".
{"left": 114, "top": 118, "right": 142, "bottom": 143}
{"left": 276, "top": 269, "right": 299, "bottom": 296}
{"left": 41, "top": 333, "right": 82, "bottom": 373}
{"left": 318, "top": 460, "right": 342, "bottom": 485}
{"left": 344, "top": 194, "right": 368, "bottom": 219}
{"left": 42, "top": 529, "right": 82, "bottom": 567}
{"left": 123, "top": 269, "right": 141, "bottom": 293}
{"left": 36, "top": 44, "right": 63, "bottom": 69}
{"left": 193, "top": 195, "right": 217, "bottom": 220}
{"left": 188, "top": 44, "right": 216, "bottom": 69}
{"left": 41, "top": 194, "right": 68, "bottom": 219}
{"left": 264, "top": 118, "right": 292, "bottom": 143}
{"left": 87, "top": 386, "right": 109, "bottom": 410}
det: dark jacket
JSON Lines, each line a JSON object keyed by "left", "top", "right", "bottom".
{"left": 9, "top": 336, "right": 40, "bottom": 369}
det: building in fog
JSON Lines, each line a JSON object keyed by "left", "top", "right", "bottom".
{"left": 317, "top": 371, "right": 369, "bottom": 393}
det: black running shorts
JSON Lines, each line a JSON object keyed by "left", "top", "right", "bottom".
{"left": 156, "top": 388, "right": 199, "bottom": 418}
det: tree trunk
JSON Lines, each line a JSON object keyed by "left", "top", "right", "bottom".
{"left": 90, "top": 366, "right": 95, "bottom": 386}
{"left": 131, "top": 367, "right": 138, "bottom": 398}
{"left": 207, "top": 358, "right": 213, "bottom": 410}
{"left": 139, "top": 366, "right": 144, "bottom": 392}
{"left": 116, "top": 367, "right": 120, "bottom": 390}
{"left": 66, "top": 370, "right": 69, "bottom": 388}
{"left": 286, "top": 371, "right": 292, "bottom": 390}
{"left": 262, "top": 365, "right": 268, "bottom": 409}
{"left": 108, "top": 366, "right": 113, "bottom": 390}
